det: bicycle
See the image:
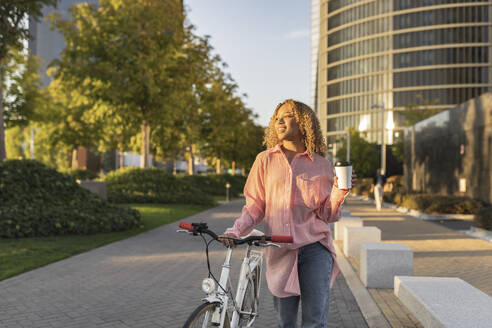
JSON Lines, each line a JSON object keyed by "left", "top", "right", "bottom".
{"left": 177, "top": 221, "right": 293, "bottom": 328}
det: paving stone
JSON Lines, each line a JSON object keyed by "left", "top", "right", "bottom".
{"left": 0, "top": 200, "right": 367, "bottom": 328}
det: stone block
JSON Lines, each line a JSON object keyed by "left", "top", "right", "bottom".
{"left": 78, "top": 180, "right": 107, "bottom": 200}
{"left": 334, "top": 216, "right": 362, "bottom": 241}
{"left": 394, "top": 276, "right": 492, "bottom": 328}
{"left": 360, "top": 243, "right": 413, "bottom": 288}
{"left": 343, "top": 226, "right": 380, "bottom": 258}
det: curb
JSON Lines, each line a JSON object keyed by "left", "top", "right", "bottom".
{"left": 334, "top": 243, "right": 391, "bottom": 328}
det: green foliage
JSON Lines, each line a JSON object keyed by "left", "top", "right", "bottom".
{"left": 336, "top": 129, "right": 380, "bottom": 178}
{"left": 0, "top": 203, "right": 211, "bottom": 281}
{"left": 104, "top": 167, "right": 215, "bottom": 205}
{"left": 399, "top": 93, "right": 442, "bottom": 127}
{"left": 393, "top": 139, "right": 405, "bottom": 165}
{"left": 351, "top": 177, "right": 374, "bottom": 198}
{"left": 397, "top": 194, "right": 485, "bottom": 214}
{"left": 5, "top": 126, "right": 29, "bottom": 159}
{"left": 351, "top": 175, "right": 487, "bottom": 215}
{"left": 0, "top": 0, "right": 57, "bottom": 161}
{"left": 474, "top": 207, "right": 492, "bottom": 230}
{"left": 0, "top": 159, "right": 141, "bottom": 238}
{"left": 180, "top": 174, "right": 246, "bottom": 198}
{"left": 0, "top": 1, "right": 58, "bottom": 60}
{"left": 3, "top": 49, "right": 46, "bottom": 128}
{"left": 50, "top": 0, "right": 185, "bottom": 167}
{"left": 62, "top": 168, "right": 99, "bottom": 181}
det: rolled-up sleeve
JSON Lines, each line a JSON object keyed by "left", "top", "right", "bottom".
{"left": 315, "top": 175, "right": 349, "bottom": 223}
{"left": 225, "top": 154, "right": 266, "bottom": 237}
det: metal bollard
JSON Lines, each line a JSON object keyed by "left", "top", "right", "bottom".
{"left": 226, "top": 182, "right": 231, "bottom": 202}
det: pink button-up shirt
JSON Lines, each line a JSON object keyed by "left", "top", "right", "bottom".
{"left": 225, "top": 145, "right": 348, "bottom": 298}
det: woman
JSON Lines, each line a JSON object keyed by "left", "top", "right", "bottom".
{"left": 219, "top": 99, "right": 356, "bottom": 328}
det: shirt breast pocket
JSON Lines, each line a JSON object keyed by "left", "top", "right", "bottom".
{"left": 296, "top": 175, "right": 328, "bottom": 209}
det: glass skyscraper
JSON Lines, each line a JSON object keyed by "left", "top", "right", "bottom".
{"left": 312, "top": 0, "right": 492, "bottom": 146}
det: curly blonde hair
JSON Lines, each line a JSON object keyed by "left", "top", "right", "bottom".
{"left": 263, "top": 99, "right": 327, "bottom": 157}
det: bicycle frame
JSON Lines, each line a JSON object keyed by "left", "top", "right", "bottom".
{"left": 202, "top": 244, "right": 263, "bottom": 328}
{"left": 177, "top": 222, "right": 292, "bottom": 328}
{"left": 231, "top": 246, "right": 262, "bottom": 327}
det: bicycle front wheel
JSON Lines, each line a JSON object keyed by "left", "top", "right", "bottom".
{"left": 183, "top": 302, "right": 230, "bottom": 328}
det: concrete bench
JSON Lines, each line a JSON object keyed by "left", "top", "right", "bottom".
{"left": 343, "top": 226, "right": 381, "bottom": 258}
{"left": 334, "top": 216, "right": 362, "bottom": 241}
{"left": 360, "top": 243, "right": 413, "bottom": 288}
{"left": 394, "top": 276, "right": 492, "bottom": 328}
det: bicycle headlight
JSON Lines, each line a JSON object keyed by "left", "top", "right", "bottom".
{"left": 202, "top": 278, "right": 216, "bottom": 294}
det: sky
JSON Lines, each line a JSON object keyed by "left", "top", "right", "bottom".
{"left": 184, "top": 0, "right": 312, "bottom": 127}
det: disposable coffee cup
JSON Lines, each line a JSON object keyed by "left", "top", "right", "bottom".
{"left": 335, "top": 161, "right": 352, "bottom": 189}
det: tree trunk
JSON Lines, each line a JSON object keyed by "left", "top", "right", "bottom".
{"left": 241, "top": 168, "right": 246, "bottom": 176}
{"left": 0, "top": 77, "right": 6, "bottom": 161}
{"left": 231, "top": 161, "right": 236, "bottom": 176}
{"left": 187, "top": 144, "right": 195, "bottom": 175}
{"left": 141, "top": 120, "right": 150, "bottom": 168}
{"left": 71, "top": 148, "right": 79, "bottom": 169}
{"left": 216, "top": 155, "right": 221, "bottom": 174}
{"left": 172, "top": 157, "right": 177, "bottom": 175}
{"left": 119, "top": 149, "right": 125, "bottom": 168}
{"left": 68, "top": 150, "right": 72, "bottom": 168}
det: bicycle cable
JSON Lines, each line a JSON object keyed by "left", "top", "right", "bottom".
{"left": 200, "top": 233, "right": 237, "bottom": 310}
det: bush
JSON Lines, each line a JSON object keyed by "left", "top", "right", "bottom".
{"left": 474, "top": 207, "right": 492, "bottom": 230}
{"left": 180, "top": 174, "right": 246, "bottom": 198}
{"left": 104, "top": 167, "right": 215, "bottom": 205}
{"left": 350, "top": 175, "right": 488, "bottom": 215}
{"left": 351, "top": 177, "right": 373, "bottom": 198}
{"left": 62, "top": 168, "right": 99, "bottom": 181}
{"left": 0, "top": 160, "right": 141, "bottom": 238}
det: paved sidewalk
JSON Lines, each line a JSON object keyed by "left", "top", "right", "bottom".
{"left": 0, "top": 200, "right": 367, "bottom": 328}
{"left": 341, "top": 196, "right": 492, "bottom": 328}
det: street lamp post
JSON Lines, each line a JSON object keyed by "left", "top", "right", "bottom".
{"left": 345, "top": 131, "right": 350, "bottom": 162}
{"left": 371, "top": 102, "right": 386, "bottom": 175}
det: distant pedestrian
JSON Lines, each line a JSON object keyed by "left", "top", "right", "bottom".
{"left": 371, "top": 169, "right": 386, "bottom": 210}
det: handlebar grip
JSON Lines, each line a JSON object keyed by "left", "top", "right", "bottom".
{"left": 271, "top": 235, "right": 293, "bottom": 243}
{"left": 179, "top": 221, "right": 194, "bottom": 231}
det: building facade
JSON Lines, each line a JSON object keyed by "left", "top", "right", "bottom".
{"left": 404, "top": 92, "right": 492, "bottom": 204}
{"left": 29, "top": 0, "right": 99, "bottom": 87}
{"left": 312, "top": 0, "right": 492, "bottom": 147}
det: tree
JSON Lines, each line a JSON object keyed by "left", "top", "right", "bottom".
{"left": 50, "top": 0, "right": 184, "bottom": 168}
{"left": 3, "top": 48, "right": 46, "bottom": 128}
{"left": 0, "top": 0, "right": 57, "bottom": 160}
{"left": 40, "top": 77, "right": 102, "bottom": 168}
{"left": 161, "top": 29, "right": 216, "bottom": 175}
{"left": 336, "top": 128, "right": 379, "bottom": 178}
{"left": 399, "top": 93, "right": 441, "bottom": 127}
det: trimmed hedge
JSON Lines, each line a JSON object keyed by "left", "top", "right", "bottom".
{"left": 104, "top": 168, "right": 222, "bottom": 205}
{"left": 62, "top": 168, "right": 99, "bottom": 181}
{"left": 179, "top": 174, "right": 246, "bottom": 198}
{"left": 352, "top": 175, "right": 488, "bottom": 216}
{"left": 0, "top": 160, "right": 141, "bottom": 238}
{"left": 474, "top": 207, "right": 492, "bottom": 230}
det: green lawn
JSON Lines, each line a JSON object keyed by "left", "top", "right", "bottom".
{"left": 0, "top": 203, "right": 213, "bottom": 281}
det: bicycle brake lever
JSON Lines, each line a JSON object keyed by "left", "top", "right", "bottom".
{"left": 176, "top": 229, "right": 194, "bottom": 234}
{"left": 253, "top": 242, "right": 281, "bottom": 248}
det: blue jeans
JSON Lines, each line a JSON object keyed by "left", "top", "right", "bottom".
{"left": 273, "top": 242, "right": 333, "bottom": 328}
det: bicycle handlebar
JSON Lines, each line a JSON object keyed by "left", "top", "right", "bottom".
{"left": 178, "top": 221, "right": 293, "bottom": 244}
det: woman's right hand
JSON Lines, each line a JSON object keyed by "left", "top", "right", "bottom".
{"left": 218, "top": 233, "right": 237, "bottom": 248}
